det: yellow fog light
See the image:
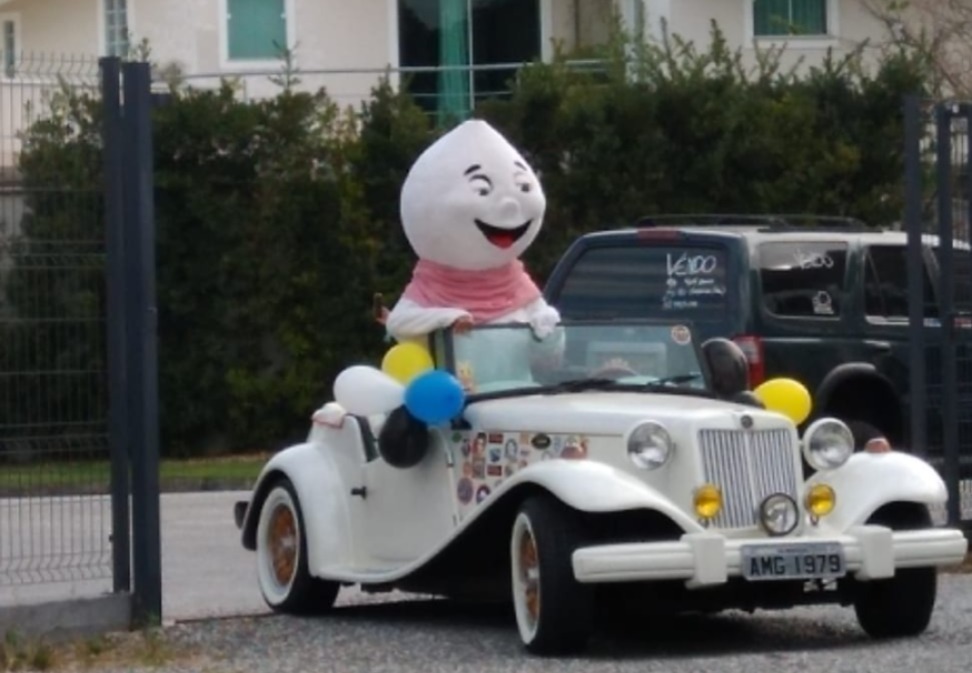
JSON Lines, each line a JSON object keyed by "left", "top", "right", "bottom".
{"left": 806, "top": 484, "right": 836, "bottom": 518}
{"left": 694, "top": 484, "right": 723, "bottom": 520}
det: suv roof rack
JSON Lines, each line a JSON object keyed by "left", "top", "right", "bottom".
{"left": 635, "top": 213, "right": 871, "bottom": 231}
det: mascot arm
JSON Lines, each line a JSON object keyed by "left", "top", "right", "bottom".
{"left": 523, "top": 298, "right": 561, "bottom": 339}
{"left": 385, "top": 298, "right": 471, "bottom": 340}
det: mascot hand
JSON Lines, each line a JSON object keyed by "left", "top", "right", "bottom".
{"left": 530, "top": 305, "right": 561, "bottom": 339}
{"left": 452, "top": 313, "right": 475, "bottom": 334}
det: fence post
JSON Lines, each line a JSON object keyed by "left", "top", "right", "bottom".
{"left": 935, "top": 102, "right": 962, "bottom": 528}
{"left": 904, "top": 94, "right": 927, "bottom": 455}
{"left": 100, "top": 55, "right": 131, "bottom": 595}
{"left": 122, "top": 60, "right": 162, "bottom": 625}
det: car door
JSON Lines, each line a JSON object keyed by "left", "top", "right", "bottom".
{"left": 357, "top": 428, "right": 459, "bottom": 566}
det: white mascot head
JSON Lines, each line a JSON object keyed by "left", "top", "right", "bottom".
{"left": 400, "top": 119, "right": 546, "bottom": 271}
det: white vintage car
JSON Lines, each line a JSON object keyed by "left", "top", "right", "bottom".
{"left": 235, "top": 319, "right": 968, "bottom": 655}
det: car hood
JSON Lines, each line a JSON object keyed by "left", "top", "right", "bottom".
{"left": 463, "top": 391, "right": 784, "bottom": 435}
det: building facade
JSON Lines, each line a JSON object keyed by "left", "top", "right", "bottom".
{"left": 0, "top": 0, "right": 906, "bottom": 166}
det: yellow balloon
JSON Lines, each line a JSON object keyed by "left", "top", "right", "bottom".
{"left": 381, "top": 342, "right": 434, "bottom": 385}
{"left": 753, "top": 378, "right": 812, "bottom": 425}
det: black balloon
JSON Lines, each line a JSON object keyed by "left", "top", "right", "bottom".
{"left": 702, "top": 338, "right": 750, "bottom": 399}
{"left": 378, "top": 405, "right": 430, "bottom": 468}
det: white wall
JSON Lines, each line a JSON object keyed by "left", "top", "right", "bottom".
{"left": 2, "top": 0, "right": 98, "bottom": 56}
{"left": 0, "top": 0, "right": 101, "bottom": 169}
{"left": 665, "top": 0, "right": 893, "bottom": 74}
{"left": 137, "top": 0, "right": 394, "bottom": 108}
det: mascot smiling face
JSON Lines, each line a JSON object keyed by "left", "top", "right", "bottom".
{"left": 400, "top": 119, "right": 546, "bottom": 271}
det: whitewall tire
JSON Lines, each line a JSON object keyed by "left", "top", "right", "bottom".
{"left": 510, "top": 495, "right": 593, "bottom": 655}
{"left": 256, "top": 478, "right": 339, "bottom": 614}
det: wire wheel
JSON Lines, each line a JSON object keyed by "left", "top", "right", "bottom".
{"left": 509, "top": 495, "right": 593, "bottom": 655}
{"left": 268, "top": 502, "right": 298, "bottom": 588}
{"left": 512, "top": 513, "right": 541, "bottom": 641}
{"left": 255, "top": 478, "right": 340, "bottom": 614}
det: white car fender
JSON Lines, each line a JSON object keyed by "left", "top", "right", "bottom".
{"left": 497, "top": 460, "right": 704, "bottom": 533}
{"left": 807, "top": 451, "right": 947, "bottom": 531}
{"left": 243, "top": 441, "right": 354, "bottom": 571}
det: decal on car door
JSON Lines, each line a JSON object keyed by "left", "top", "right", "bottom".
{"left": 449, "top": 430, "right": 590, "bottom": 519}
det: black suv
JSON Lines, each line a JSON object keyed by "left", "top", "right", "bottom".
{"left": 543, "top": 214, "right": 971, "bottom": 453}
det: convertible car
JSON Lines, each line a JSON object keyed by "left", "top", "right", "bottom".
{"left": 234, "top": 319, "right": 968, "bottom": 655}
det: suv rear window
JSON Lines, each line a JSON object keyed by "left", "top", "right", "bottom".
{"left": 555, "top": 245, "right": 729, "bottom": 319}
{"left": 757, "top": 241, "right": 848, "bottom": 318}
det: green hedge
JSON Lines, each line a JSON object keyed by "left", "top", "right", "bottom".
{"left": 4, "top": 27, "right": 930, "bottom": 456}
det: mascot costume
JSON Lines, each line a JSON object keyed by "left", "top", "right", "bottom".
{"left": 385, "top": 119, "right": 560, "bottom": 342}
{"left": 325, "top": 120, "right": 561, "bottom": 466}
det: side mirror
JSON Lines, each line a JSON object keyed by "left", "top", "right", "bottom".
{"left": 701, "top": 337, "right": 750, "bottom": 399}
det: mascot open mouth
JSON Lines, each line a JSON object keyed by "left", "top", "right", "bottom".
{"left": 474, "top": 219, "right": 532, "bottom": 249}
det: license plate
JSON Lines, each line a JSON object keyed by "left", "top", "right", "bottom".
{"left": 740, "top": 542, "right": 846, "bottom": 581}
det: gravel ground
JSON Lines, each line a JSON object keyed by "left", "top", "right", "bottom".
{"left": 54, "top": 573, "right": 972, "bottom": 673}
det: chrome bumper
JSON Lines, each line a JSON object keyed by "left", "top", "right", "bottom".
{"left": 572, "top": 526, "right": 969, "bottom": 585}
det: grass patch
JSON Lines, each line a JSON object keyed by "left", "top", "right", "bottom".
{"left": 0, "top": 453, "right": 269, "bottom": 496}
{"left": 10, "top": 626, "right": 202, "bottom": 672}
{"left": 1, "top": 631, "right": 55, "bottom": 671}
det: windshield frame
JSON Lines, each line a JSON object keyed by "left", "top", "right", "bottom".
{"left": 429, "top": 318, "right": 717, "bottom": 403}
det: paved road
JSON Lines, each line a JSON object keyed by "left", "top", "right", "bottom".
{"left": 2, "top": 492, "right": 972, "bottom": 671}
{"left": 0, "top": 491, "right": 268, "bottom": 620}
{"left": 0, "top": 491, "right": 407, "bottom": 621}
{"left": 137, "top": 575, "right": 972, "bottom": 673}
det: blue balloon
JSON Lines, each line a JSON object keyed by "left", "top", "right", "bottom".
{"left": 404, "top": 370, "right": 465, "bottom": 425}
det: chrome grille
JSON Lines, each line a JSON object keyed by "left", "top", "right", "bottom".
{"left": 698, "top": 429, "right": 798, "bottom": 529}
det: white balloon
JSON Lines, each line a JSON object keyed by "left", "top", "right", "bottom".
{"left": 333, "top": 365, "right": 404, "bottom": 416}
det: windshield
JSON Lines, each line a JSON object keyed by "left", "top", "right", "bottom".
{"left": 438, "top": 320, "right": 711, "bottom": 398}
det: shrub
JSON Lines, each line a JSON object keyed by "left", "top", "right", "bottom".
{"left": 3, "top": 25, "right": 931, "bottom": 456}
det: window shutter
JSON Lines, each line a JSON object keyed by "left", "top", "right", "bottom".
{"left": 791, "top": 0, "right": 827, "bottom": 35}
{"left": 754, "top": 0, "right": 827, "bottom": 36}
{"left": 754, "top": 0, "right": 793, "bottom": 36}
{"left": 228, "top": 0, "right": 287, "bottom": 60}
{"left": 2, "top": 20, "right": 14, "bottom": 77}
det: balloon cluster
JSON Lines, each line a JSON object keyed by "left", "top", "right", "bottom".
{"left": 332, "top": 342, "right": 465, "bottom": 425}
{"left": 752, "top": 378, "right": 812, "bottom": 425}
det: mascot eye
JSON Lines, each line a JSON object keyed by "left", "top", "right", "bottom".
{"left": 469, "top": 175, "right": 493, "bottom": 196}
{"left": 514, "top": 173, "right": 533, "bottom": 193}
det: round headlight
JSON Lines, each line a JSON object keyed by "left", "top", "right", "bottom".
{"left": 626, "top": 421, "right": 674, "bottom": 470}
{"left": 802, "top": 418, "right": 854, "bottom": 471}
{"left": 758, "top": 493, "right": 799, "bottom": 536}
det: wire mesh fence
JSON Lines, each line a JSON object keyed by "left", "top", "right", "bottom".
{"left": 174, "top": 60, "right": 608, "bottom": 119}
{"left": 0, "top": 53, "right": 112, "bottom": 585}
{"left": 907, "top": 97, "right": 972, "bottom": 531}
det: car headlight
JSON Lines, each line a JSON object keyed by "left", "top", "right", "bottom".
{"left": 626, "top": 421, "right": 674, "bottom": 470}
{"left": 758, "top": 493, "right": 799, "bottom": 536}
{"left": 802, "top": 418, "right": 854, "bottom": 471}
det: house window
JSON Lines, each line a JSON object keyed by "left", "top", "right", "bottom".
{"left": 399, "top": 0, "right": 541, "bottom": 122}
{"left": 227, "top": 0, "right": 288, "bottom": 61}
{"left": 105, "top": 0, "right": 129, "bottom": 57}
{"left": 2, "top": 19, "right": 15, "bottom": 77}
{"left": 754, "top": 0, "right": 827, "bottom": 36}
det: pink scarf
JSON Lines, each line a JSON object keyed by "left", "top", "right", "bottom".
{"left": 402, "top": 258, "right": 541, "bottom": 322}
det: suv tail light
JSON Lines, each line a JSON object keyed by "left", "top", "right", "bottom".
{"left": 732, "top": 335, "right": 765, "bottom": 387}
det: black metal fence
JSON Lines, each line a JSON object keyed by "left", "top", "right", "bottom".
{"left": 0, "top": 54, "right": 113, "bottom": 586}
{"left": 904, "top": 96, "right": 972, "bottom": 533}
{"left": 0, "top": 53, "right": 161, "bottom": 625}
